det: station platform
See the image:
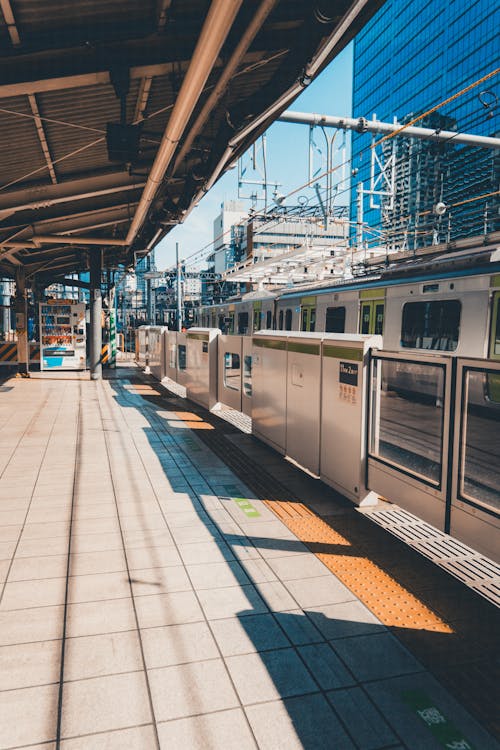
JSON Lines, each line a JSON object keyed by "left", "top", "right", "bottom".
{"left": 0, "top": 364, "right": 498, "bottom": 750}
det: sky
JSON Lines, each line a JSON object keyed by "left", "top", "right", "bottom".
{"left": 154, "top": 43, "right": 354, "bottom": 271}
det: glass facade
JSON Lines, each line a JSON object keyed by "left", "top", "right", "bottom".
{"left": 350, "top": 0, "right": 499, "bottom": 250}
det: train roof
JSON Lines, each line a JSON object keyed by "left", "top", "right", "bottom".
{"left": 277, "top": 245, "right": 500, "bottom": 300}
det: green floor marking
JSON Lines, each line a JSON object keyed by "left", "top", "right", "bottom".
{"left": 402, "top": 691, "right": 474, "bottom": 749}
{"left": 223, "top": 485, "right": 260, "bottom": 517}
{"left": 233, "top": 497, "right": 260, "bottom": 517}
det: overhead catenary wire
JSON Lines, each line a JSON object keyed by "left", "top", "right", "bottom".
{"left": 372, "top": 67, "right": 500, "bottom": 148}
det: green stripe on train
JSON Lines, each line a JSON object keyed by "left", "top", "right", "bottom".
{"left": 323, "top": 345, "right": 363, "bottom": 361}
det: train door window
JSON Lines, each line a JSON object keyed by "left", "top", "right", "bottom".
{"left": 178, "top": 344, "right": 187, "bottom": 370}
{"left": 360, "top": 302, "right": 372, "bottom": 334}
{"left": 374, "top": 302, "right": 385, "bottom": 335}
{"left": 489, "top": 292, "right": 500, "bottom": 359}
{"left": 237, "top": 312, "right": 249, "bottom": 334}
{"left": 266, "top": 310, "right": 272, "bottom": 329}
{"left": 224, "top": 352, "right": 241, "bottom": 390}
{"left": 218, "top": 314, "right": 224, "bottom": 330}
{"left": 211, "top": 312, "right": 217, "bottom": 328}
{"left": 401, "top": 300, "right": 461, "bottom": 350}
{"left": 278, "top": 310, "right": 284, "bottom": 330}
{"left": 253, "top": 309, "right": 261, "bottom": 331}
{"left": 228, "top": 313, "right": 235, "bottom": 334}
{"left": 325, "top": 306, "right": 346, "bottom": 333}
{"left": 285, "top": 309, "right": 292, "bottom": 331}
{"left": 309, "top": 308, "right": 316, "bottom": 332}
{"left": 243, "top": 355, "right": 252, "bottom": 396}
{"left": 301, "top": 308, "right": 308, "bottom": 331}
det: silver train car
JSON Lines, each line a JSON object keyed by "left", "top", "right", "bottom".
{"left": 197, "top": 245, "right": 500, "bottom": 362}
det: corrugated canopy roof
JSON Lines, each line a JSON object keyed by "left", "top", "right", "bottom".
{"left": 0, "top": 0, "right": 383, "bottom": 285}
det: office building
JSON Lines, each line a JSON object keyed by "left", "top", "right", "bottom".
{"left": 350, "top": 0, "right": 499, "bottom": 250}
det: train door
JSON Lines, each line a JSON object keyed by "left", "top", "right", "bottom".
{"left": 359, "top": 291, "right": 385, "bottom": 335}
{"left": 300, "top": 296, "right": 317, "bottom": 332}
{"left": 487, "top": 291, "right": 500, "bottom": 401}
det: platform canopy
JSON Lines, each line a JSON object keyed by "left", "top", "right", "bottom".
{"left": 0, "top": 0, "right": 383, "bottom": 285}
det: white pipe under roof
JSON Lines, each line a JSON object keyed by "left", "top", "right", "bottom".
{"left": 125, "top": 0, "right": 244, "bottom": 248}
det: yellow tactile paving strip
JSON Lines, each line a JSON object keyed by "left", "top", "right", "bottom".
{"left": 129, "top": 374, "right": 500, "bottom": 739}
{"left": 265, "top": 501, "right": 453, "bottom": 634}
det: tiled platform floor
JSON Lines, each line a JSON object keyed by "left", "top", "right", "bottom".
{"left": 0, "top": 367, "right": 498, "bottom": 749}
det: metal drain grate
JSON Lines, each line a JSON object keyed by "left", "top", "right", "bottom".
{"left": 412, "top": 536, "right": 476, "bottom": 561}
{"left": 365, "top": 505, "right": 500, "bottom": 608}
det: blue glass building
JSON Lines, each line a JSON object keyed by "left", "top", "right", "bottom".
{"left": 350, "top": 0, "right": 499, "bottom": 251}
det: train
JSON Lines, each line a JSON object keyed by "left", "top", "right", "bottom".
{"left": 196, "top": 244, "right": 500, "bottom": 361}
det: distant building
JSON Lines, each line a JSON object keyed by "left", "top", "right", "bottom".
{"left": 183, "top": 273, "right": 202, "bottom": 303}
{"left": 350, "top": 0, "right": 499, "bottom": 251}
{"left": 135, "top": 248, "right": 156, "bottom": 306}
{"left": 208, "top": 200, "right": 248, "bottom": 275}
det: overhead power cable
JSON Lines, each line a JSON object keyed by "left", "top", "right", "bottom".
{"left": 372, "top": 67, "right": 500, "bottom": 148}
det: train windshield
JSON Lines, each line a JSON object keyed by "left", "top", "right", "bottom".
{"left": 401, "top": 300, "right": 461, "bottom": 351}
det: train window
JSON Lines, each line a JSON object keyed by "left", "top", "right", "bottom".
{"left": 253, "top": 310, "right": 261, "bottom": 331}
{"left": 285, "top": 309, "right": 292, "bottom": 331}
{"left": 461, "top": 369, "right": 500, "bottom": 512}
{"left": 237, "top": 312, "right": 249, "bottom": 334}
{"left": 278, "top": 310, "right": 284, "bottom": 330}
{"left": 401, "top": 300, "right": 461, "bottom": 351}
{"left": 243, "top": 355, "right": 252, "bottom": 396}
{"left": 224, "top": 352, "right": 241, "bottom": 391}
{"left": 178, "top": 344, "right": 187, "bottom": 370}
{"left": 266, "top": 310, "right": 272, "bottom": 329}
{"left": 325, "top": 306, "right": 345, "bottom": 333}
{"left": 218, "top": 315, "right": 224, "bottom": 330}
{"left": 370, "top": 358, "right": 445, "bottom": 485}
{"left": 310, "top": 308, "right": 316, "bottom": 332}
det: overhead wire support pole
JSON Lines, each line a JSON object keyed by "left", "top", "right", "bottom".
{"left": 89, "top": 249, "right": 102, "bottom": 380}
{"left": 176, "top": 242, "right": 182, "bottom": 332}
{"left": 278, "top": 110, "right": 500, "bottom": 150}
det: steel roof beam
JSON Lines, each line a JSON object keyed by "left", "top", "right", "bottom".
{"left": 4, "top": 203, "right": 136, "bottom": 236}
{"left": 0, "top": 172, "right": 146, "bottom": 216}
{"left": 27, "top": 94, "right": 58, "bottom": 184}
{"left": 0, "top": 0, "right": 20, "bottom": 46}
{"left": 0, "top": 35, "right": 273, "bottom": 99}
{"left": 0, "top": 235, "right": 128, "bottom": 249}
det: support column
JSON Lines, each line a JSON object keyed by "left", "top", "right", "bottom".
{"left": 89, "top": 250, "right": 102, "bottom": 380}
{"left": 0, "top": 279, "right": 11, "bottom": 339}
{"left": 15, "top": 267, "right": 29, "bottom": 376}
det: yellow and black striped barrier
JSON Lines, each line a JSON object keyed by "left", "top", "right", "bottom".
{"left": 101, "top": 343, "right": 110, "bottom": 365}
{"left": 29, "top": 343, "right": 40, "bottom": 362}
{"left": 101, "top": 343, "right": 116, "bottom": 367}
{"left": 0, "top": 341, "right": 18, "bottom": 364}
